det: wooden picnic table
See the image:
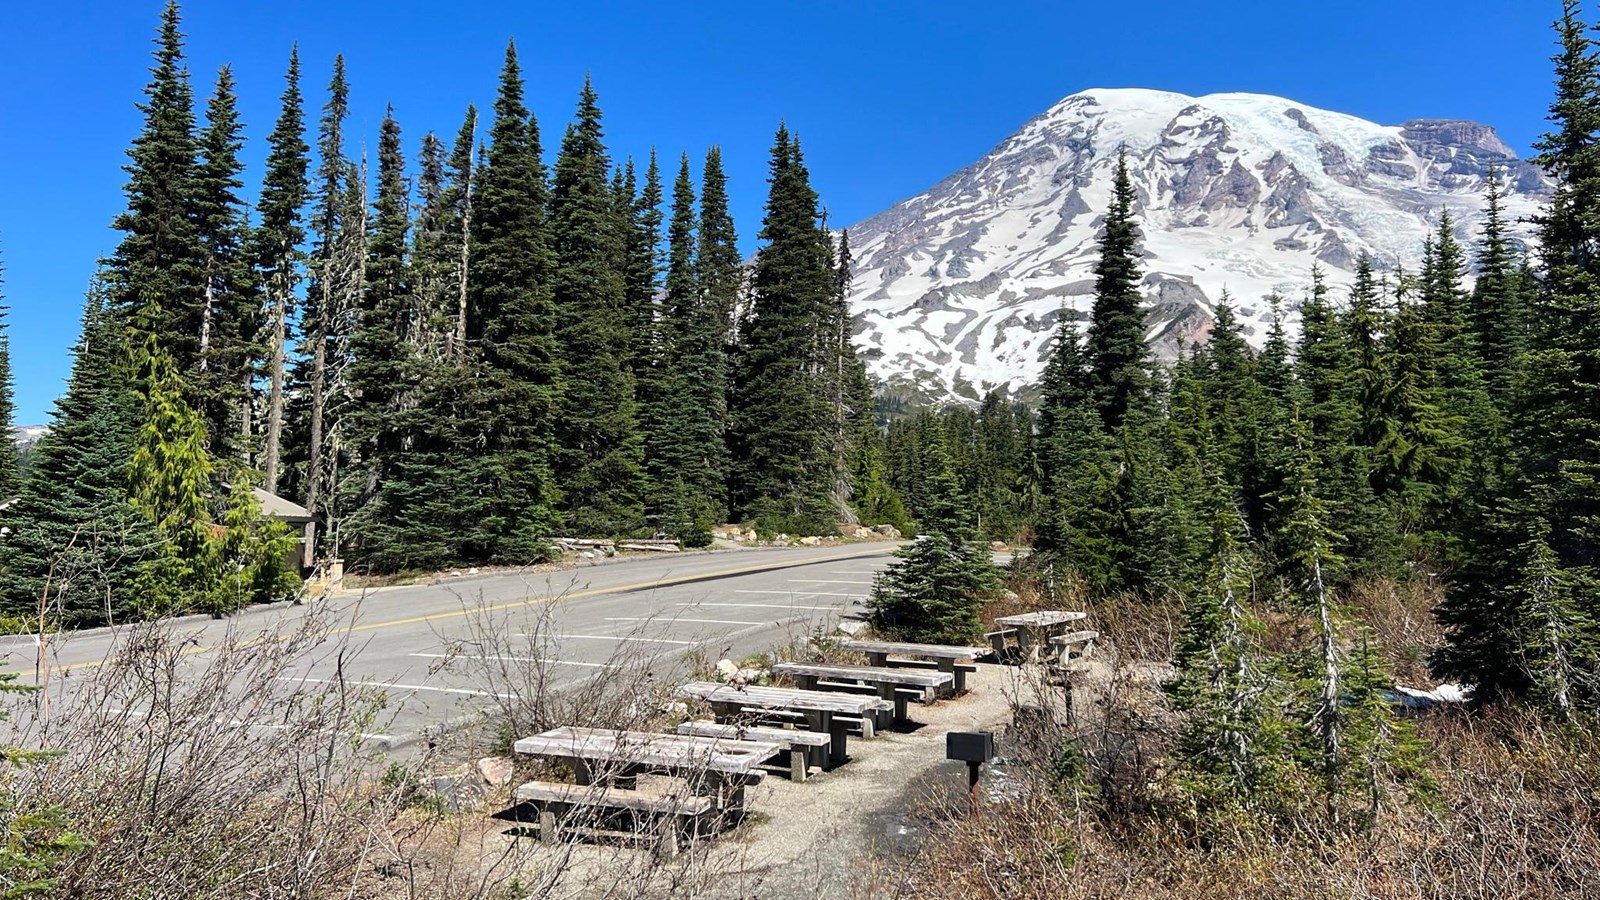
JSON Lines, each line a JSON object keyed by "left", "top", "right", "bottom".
{"left": 673, "top": 682, "right": 891, "bottom": 765}
{"left": 993, "top": 610, "right": 1088, "bottom": 660}
{"left": 770, "top": 661, "right": 952, "bottom": 723}
{"left": 513, "top": 725, "right": 781, "bottom": 815}
{"left": 835, "top": 639, "right": 989, "bottom": 694}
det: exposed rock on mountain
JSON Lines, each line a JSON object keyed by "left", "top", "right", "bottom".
{"left": 845, "top": 88, "right": 1549, "bottom": 403}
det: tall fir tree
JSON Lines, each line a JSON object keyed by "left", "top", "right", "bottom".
{"left": 651, "top": 152, "right": 726, "bottom": 540}
{"left": 465, "top": 41, "right": 559, "bottom": 561}
{"left": 254, "top": 47, "right": 310, "bottom": 495}
{"left": 548, "top": 78, "right": 647, "bottom": 535}
{"left": 192, "top": 65, "right": 255, "bottom": 460}
{"left": 345, "top": 107, "right": 415, "bottom": 563}
{"left": 729, "top": 126, "right": 840, "bottom": 534}
{"left": 104, "top": 0, "right": 207, "bottom": 385}
{"left": 1083, "top": 150, "right": 1150, "bottom": 431}
{"left": 1471, "top": 169, "right": 1525, "bottom": 406}
{"left": 698, "top": 147, "right": 742, "bottom": 350}
{"left": 295, "top": 54, "right": 349, "bottom": 544}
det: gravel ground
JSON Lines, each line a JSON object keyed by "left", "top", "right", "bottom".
{"left": 663, "top": 664, "right": 1019, "bottom": 898}
{"left": 485, "top": 664, "right": 1023, "bottom": 899}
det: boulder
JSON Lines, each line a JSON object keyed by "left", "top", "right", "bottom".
{"left": 715, "top": 659, "right": 740, "bottom": 681}
{"left": 873, "top": 524, "right": 902, "bottom": 539}
{"left": 799, "top": 536, "right": 822, "bottom": 547}
{"left": 476, "top": 756, "right": 514, "bottom": 787}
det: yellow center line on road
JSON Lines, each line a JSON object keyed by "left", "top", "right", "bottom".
{"left": 28, "top": 544, "right": 897, "bottom": 677}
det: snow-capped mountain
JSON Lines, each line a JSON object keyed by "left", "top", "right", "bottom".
{"left": 845, "top": 88, "right": 1549, "bottom": 403}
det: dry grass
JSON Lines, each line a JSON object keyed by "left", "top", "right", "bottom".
{"left": 873, "top": 573, "right": 1600, "bottom": 900}
{"left": 0, "top": 592, "right": 795, "bottom": 899}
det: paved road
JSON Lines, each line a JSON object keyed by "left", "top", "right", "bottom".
{"left": 3, "top": 543, "right": 901, "bottom": 748}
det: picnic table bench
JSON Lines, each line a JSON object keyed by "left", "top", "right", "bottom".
{"left": 770, "top": 661, "right": 953, "bottom": 723}
{"left": 993, "top": 611, "right": 1088, "bottom": 660}
{"left": 673, "top": 682, "right": 892, "bottom": 765}
{"left": 835, "top": 639, "right": 989, "bottom": 694}
{"left": 1049, "top": 629, "right": 1100, "bottom": 673}
{"left": 512, "top": 781, "right": 713, "bottom": 856}
{"left": 513, "top": 726, "right": 779, "bottom": 823}
{"left": 675, "top": 720, "right": 834, "bottom": 781}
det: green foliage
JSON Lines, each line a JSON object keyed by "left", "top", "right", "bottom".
{"left": 729, "top": 126, "right": 854, "bottom": 535}
{"left": 464, "top": 42, "right": 560, "bottom": 561}
{"left": 548, "top": 79, "right": 647, "bottom": 537}
{"left": 0, "top": 292, "right": 157, "bottom": 626}
{"left": 868, "top": 427, "right": 998, "bottom": 643}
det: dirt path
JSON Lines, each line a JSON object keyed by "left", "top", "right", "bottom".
{"left": 666, "top": 665, "right": 1017, "bottom": 898}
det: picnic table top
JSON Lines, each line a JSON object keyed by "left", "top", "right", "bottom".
{"left": 994, "top": 610, "right": 1087, "bottom": 628}
{"left": 771, "top": 661, "right": 954, "bottom": 689}
{"left": 837, "top": 639, "right": 989, "bottom": 660}
{"left": 512, "top": 725, "right": 782, "bottom": 775}
{"left": 674, "top": 681, "right": 893, "bottom": 714}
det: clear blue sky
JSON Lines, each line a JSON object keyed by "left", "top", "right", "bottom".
{"left": 0, "top": 0, "right": 1562, "bottom": 423}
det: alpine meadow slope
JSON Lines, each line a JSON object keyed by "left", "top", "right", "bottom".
{"left": 845, "top": 88, "right": 1550, "bottom": 403}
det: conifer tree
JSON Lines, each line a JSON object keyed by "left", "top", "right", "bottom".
{"left": 0, "top": 289, "right": 157, "bottom": 626}
{"left": 549, "top": 78, "right": 647, "bottom": 535}
{"left": 1167, "top": 478, "right": 1286, "bottom": 806}
{"left": 625, "top": 150, "right": 665, "bottom": 379}
{"left": 729, "top": 126, "right": 841, "bottom": 534}
{"left": 652, "top": 152, "right": 727, "bottom": 538}
{"left": 698, "top": 147, "right": 742, "bottom": 349}
{"left": 105, "top": 0, "right": 207, "bottom": 377}
{"left": 1272, "top": 417, "right": 1346, "bottom": 787}
{"left": 1472, "top": 170, "right": 1524, "bottom": 404}
{"left": 1521, "top": 0, "right": 1600, "bottom": 576}
{"left": 867, "top": 426, "right": 998, "bottom": 643}
{"left": 255, "top": 48, "right": 310, "bottom": 494}
{"left": 1084, "top": 150, "right": 1150, "bottom": 431}
{"left": 441, "top": 106, "right": 477, "bottom": 355}
{"left": 345, "top": 107, "right": 415, "bottom": 561}
{"left": 126, "top": 333, "right": 216, "bottom": 617}
{"left": 296, "top": 54, "right": 349, "bottom": 541}
{"left": 465, "top": 41, "right": 559, "bottom": 560}
{"left": 192, "top": 65, "right": 255, "bottom": 459}
{"left": 1440, "top": 2, "right": 1600, "bottom": 709}
{"left": 1033, "top": 315, "right": 1117, "bottom": 582}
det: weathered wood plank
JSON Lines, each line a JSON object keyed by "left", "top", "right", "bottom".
{"left": 837, "top": 639, "right": 989, "bottom": 660}
{"left": 514, "top": 781, "right": 715, "bottom": 815}
{"left": 674, "top": 681, "right": 892, "bottom": 715}
{"left": 771, "top": 661, "right": 954, "bottom": 689}
{"left": 994, "top": 610, "right": 1087, "bottom": 628}
{"left": 513, "top": 726, "right": 782, "bottom": 775}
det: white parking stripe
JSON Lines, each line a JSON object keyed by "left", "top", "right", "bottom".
{"left": 787, "top": 579, "right": 874, "bottom": 585}
{"left": 605, "top": 617, "right": 765, "bottom": 626}
{"left": 559, "top": 634, "right": 698, "bottom": 646}
{"left": 408, "top": 653, "right": 617, "bottom": 669}
{"left": 734, "top": 590, "right": 862, "bottom": 598}
{"left": 678, "top": 602, "right": 836, "bottom": 610}
{"left": 279, "top": 675, "right": 515, "bottom": 697}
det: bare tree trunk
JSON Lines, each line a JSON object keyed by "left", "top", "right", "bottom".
{"left": 263, "top": 284, "right": 288, "bottom": 494}
{"left": 304, "top": 332, "right": 326, "bottom": 557}
{"left": 199, "top": 280, "right": 214, "bottom": 369}
{"left": 453, "top": 183, "right": 472, "bottom": 358}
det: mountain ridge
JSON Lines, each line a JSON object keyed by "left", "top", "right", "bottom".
{"left": 843, "top": 87, "right": 1549, "bottom": 403}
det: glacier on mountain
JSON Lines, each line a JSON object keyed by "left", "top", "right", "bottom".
{"left": 844, "top": 88, "right": 1549, "bottom": 403}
